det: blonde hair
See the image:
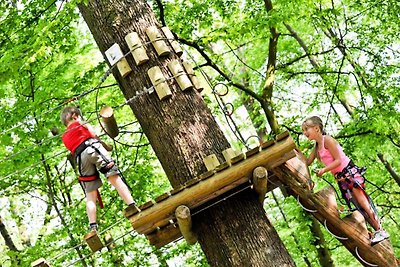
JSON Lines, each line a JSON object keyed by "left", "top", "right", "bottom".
{"left": 60, "top": 106, "right": 81, "bottom": 126}
{"left": 302, "top": 116, "right": 326, "bottom": 135}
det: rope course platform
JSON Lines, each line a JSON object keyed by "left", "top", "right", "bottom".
{"left": 124, "top": 131, "right": 296, "bottom": 248}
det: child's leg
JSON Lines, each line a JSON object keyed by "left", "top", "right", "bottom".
{"left": 86, "top": 190, "right": 98, "bottom": 224}
{"left": 352, "top": 187, "right": 381, "bottom": 231}
{"left": 108, "top": 174, "right": 134, "bottom": 205}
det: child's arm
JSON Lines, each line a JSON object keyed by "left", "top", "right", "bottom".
{"left": 295, "top": 147, "right": 316, "bottom": 166}
{"left": 82, "top": 122, "right": 97, "bottom": 138}
{"left": 316, "top": 135, "right": 341, "bottom": 176}
{"left": 306, "top": 148, "right": 316, "bottom": 166}
{"left": 82, "top": 121, "right": 113, "bottom": 151}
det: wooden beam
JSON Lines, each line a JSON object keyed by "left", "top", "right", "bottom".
{"left": 31, "top": 258, "right": 51, "bottom": 267}
{"left": 100, "top": 106, "right": 119, "bottom": 138}
{"left": 342, "top": 211, "right": 369, "bottom": 237}
{"left": 252, "top": 167, "right": 268, "bottom": 203}
{"left": 84, "top": 231, "right": 104, "bottom": 252}
{"left": 273, "top": 157, "right": 398, "bottom": 267}
{"left": 146, "top": 223, "right": 182, "bottom": 248}
{"left": 128, "top": 135, "right": 296, "bottom": 234}
{"left": 175, "top": 205, "right": 197, "bottom": 245}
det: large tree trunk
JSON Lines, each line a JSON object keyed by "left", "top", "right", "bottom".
{"left": 78, "top": 0, "right": 295, "bottom": 266}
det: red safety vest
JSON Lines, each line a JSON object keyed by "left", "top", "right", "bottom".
{"left": 62, "top": 121, "right": 93, "bottom": 156}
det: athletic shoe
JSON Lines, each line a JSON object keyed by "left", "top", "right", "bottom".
{"left": 371, "top": 230, "right": 389, "bottom": 244}
{"left": 89, "top": 223, "right": 98, "bottom": 233}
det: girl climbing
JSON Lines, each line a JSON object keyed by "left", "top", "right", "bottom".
{"left": 301, "top": 116, "right": 389, "bottom": 244}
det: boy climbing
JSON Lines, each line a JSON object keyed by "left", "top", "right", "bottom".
{"left": 61, "top": 106, "right": 139, "bottom": 233}
{"left": 301, "top": 115, "right": 389, "bottom": 244}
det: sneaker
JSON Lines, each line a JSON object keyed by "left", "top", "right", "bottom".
{"left": 89, "top": 223, "right": 98, "bottom": 233}
{"left": 371, "top": 230, "right": 389, "bottom": 244}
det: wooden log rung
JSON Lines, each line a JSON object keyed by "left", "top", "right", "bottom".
{"left": 245, "top": 146, "right": 260, "bottom": 158}
{"left": 170, "top": 185, "right": 185, "bottom": 195}
{"left": 261, "top": 139, "right": 275, "bottom": 150}
{"left": 184, "top": 178, "right": 200, "bottom": 188}
{"left": 124, "top": 204, "right": 141, "bottom": 218}
{"left": 275, "top": 131, "right": 290, "bottom": 142}
{"left": 138, "top": 200, "right": 155, "bottom": 211}
{"left": 31, "top": 258, "right": 51, "bottom": 267}
{"left": 230, "top": 153, "right": 245, "bottom": 164}
{"left": 198, "top": 170, "right": 215, "bottom": 180}
{"left": 84, "top": 231, "right": 104, "bottom": 252}
{"left": 215, "top": 162, "right": 230, "bottom": 172}
{"left": 155, "top": 193, "right": 170, "bottom": 203}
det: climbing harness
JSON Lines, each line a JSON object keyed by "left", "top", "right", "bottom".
{"left": 75, "top": 139, "right": 120, "bottom": 209}
{"left": 334, "top": 162, "right": 380, "bottom": 224}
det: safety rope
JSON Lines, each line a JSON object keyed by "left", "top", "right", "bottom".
{"left": 64, "top": 229, "right": 137, "bottom": 267}
{"left": 48, "top": 217, "right": 127, "bottom": 263}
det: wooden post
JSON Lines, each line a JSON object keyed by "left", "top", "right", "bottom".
{"left": 84, "top": 231, "right": 104, "bottom": 252}
{"left": 99, "top": 106, "right": 119, "bottom": 138}
{"left": 203, "top": 154, "right": 220, "bottom": 171}
{"left": 222, "top": 148, "right": 240, "bottom": 164}
{"left": 147, "top": 66, "right": 172, "bottom": 100}
{"left": 167, "top": 60, "right": 193, "bottom": 91}
{"left": 105, "top": 43, "right": 132, "bottom": 78}
{"left": 175, "top": 205, "right": 197, "bottom": 245}
{"left": 161, "top": 26, "right": 183, "bottom": 56}
{"left": 50, "top": 127, "right": 58, "bottom": 136}
{"left": 31, "top": 258, "right": 51, "bottom": 267}
{"left": 252, "top": 167, "right": 268, "bottom": 203}
{"left": 145, "top": 26, "right": 170, "bottom": 57}
{"left": 182, "top": 61, "right": 204, "bottom": 92}
{"left": 125, "top": 32, "right": 149, "bottom": 65}
{"left": 116, "top": 59, "right": 132, "bottom": 78}
{"left": 104, "top": 232, "right": 116, "bottom": 250}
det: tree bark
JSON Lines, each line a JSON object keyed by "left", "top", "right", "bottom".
{"left": 377, "top": 153, "right": 400, "bottom": 188}
{"left": 271, "top": 191, "right": 313, "bottom": 267}
{"left": 309, "top": 216, "right": 334, "bottom": 267}
{"left": 262, "top": 0, "right": 280, "bottom": 134}
{"left": 0, "top": 216, "right": 18, "bottom": 252}
{"left": 78, "top": 0, "right": 295, "bottom": 265}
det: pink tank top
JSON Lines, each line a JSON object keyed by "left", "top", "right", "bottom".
{"left": 318, "top": 136, "right": 350, "bottom": 174}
